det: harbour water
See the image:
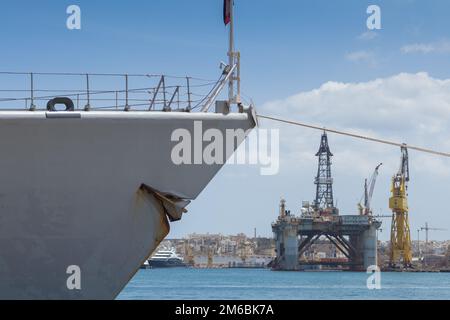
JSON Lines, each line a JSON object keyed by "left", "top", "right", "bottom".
{"left": 118, "top": 268, "right": 450, "bottom": 300}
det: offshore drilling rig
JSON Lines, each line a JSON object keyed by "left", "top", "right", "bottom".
{"left": 271, "top": 132, "right": 382, "bottom": 271}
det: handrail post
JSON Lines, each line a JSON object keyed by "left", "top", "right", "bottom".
{"left": 149, "top": 75, "right": 164, "bottom": 110}
{"left": 162, "top": 75, "right": 166, "bottom": 110}
{"left": 29, "top": 73, "right": 36, "bottom": 111}
{"left": 166, "top": 86, "right": 179, "bottom": 111}
{"left": 177, "top": 85, "right": 180, "bottom": 110}
{"left": 186, "top": 77, "right": 191, "bottom": 112}
{"left": 84, "top": 74, "right": 91, "bottom": 111}
{"left": 124, "top": 74, "right": 130, "bottom": 111}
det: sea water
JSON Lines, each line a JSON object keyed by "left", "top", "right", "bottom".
{"left": 117, "top": 268, "right": 450, "bottom": 300}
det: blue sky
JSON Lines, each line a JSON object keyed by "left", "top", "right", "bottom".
{"left": 1, "top": 1, "right": 450, "bottom": 240}
{"left": 2, "top": 0, "right": 450, "bottom": 102}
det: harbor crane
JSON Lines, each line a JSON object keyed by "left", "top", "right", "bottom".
{"left": 389, "top": 146, "right": 412, "bottom": 268}
{"left": 184, "top": 241, "right": 195, "bottom": 266}
{"left": 358, "top": 163, "right": 383, "bottom": 215}
{"left": 420, "top": 222, "right": 447, "bottom": 247}
{"left": 207, "top": 246, "right": 214, "bottom": 268}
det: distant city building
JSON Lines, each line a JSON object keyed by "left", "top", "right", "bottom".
{"left": 153, "top": 233, "right": 275, "bottom": 268}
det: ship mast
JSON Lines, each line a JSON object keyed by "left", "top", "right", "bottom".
{"left": 227, "top": 0, "right": 241, "bottom": 106}
{"left": 200, "top": 0, "right": 242, "bottom": 112}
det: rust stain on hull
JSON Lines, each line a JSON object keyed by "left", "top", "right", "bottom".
{"left": 139, "top": 183, "right": 190, "bottom": 222}
{"left": 115, "top": 186, "right": 171, "bottom": 299}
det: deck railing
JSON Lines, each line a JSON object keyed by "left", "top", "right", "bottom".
{"left": 0, "top": 72, "right": 219, "bottom": 112}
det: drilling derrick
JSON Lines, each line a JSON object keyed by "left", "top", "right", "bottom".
{"left": 389, "top": 146, "right": 412, "bottom": 267}
{"left": 314, "top": 132, "right": 336, "bottom": 214}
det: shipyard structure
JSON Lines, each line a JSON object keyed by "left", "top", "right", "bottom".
{"left": 271, "top": 132, "right": 381, "bottom": 271}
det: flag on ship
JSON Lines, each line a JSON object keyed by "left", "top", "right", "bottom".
{"left": 223, "top": 0, "right": 232, "bottom": 25}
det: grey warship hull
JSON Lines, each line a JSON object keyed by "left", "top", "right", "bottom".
{"left": 0, "top": 110, "right": 255, "bottom": 299}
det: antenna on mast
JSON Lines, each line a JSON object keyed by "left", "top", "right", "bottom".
{"left": 224, "top": 0, "right": 241, "bottom": 106}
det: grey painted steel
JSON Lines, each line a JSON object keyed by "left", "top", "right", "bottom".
{"left": 0, "top": 110, "right": 255, "bottom": 299}
{"left": 272, "top": 215, "right": 381, "bottom": 271}
{"left": 362, "top": 224, "right": 378, "bottom": 268}
{"left": 274, "top": 221, "right": 299, "bottom": 270}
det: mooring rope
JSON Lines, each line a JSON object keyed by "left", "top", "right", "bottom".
{"left": 257, "top": 114, "right": 450, "bottom": 158}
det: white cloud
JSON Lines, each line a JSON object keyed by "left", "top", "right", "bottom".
{"left": 253, "top": 72, "right": 450, "bottom": 237}
{"left": 401, "top": 40, "right": 450, "bottom": 54}
{"left": 357, "top": 31, "right": 378, "bottom": 41}
{"left": 260, "top": 72, "right": 450, "bottom": 177}
{"left": 345, "top": 50, "right": 376, "bottom": 66}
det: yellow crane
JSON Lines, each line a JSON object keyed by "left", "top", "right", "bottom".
{"left": 207, "top": 246, "right": 214, "bottom": 268}
{"left": 446, "top": 246, "right": 450, "bottom": 267}
{"left": 389, "top": 146, "right": 412, "bottom": 268}
{"left": 184, "top": 241, "right": 195, "bottom": 266}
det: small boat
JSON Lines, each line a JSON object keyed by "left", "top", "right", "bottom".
{"left": 147, "top": 249, "right": 187, "bottom": 268}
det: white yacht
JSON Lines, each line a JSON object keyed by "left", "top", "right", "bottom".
{"left": 147, "top": 249, "right": 187, "bottom": 268}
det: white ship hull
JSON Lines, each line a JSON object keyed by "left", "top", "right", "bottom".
{"left": 0, "top": 110, "right": 255, "bottom": 299}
